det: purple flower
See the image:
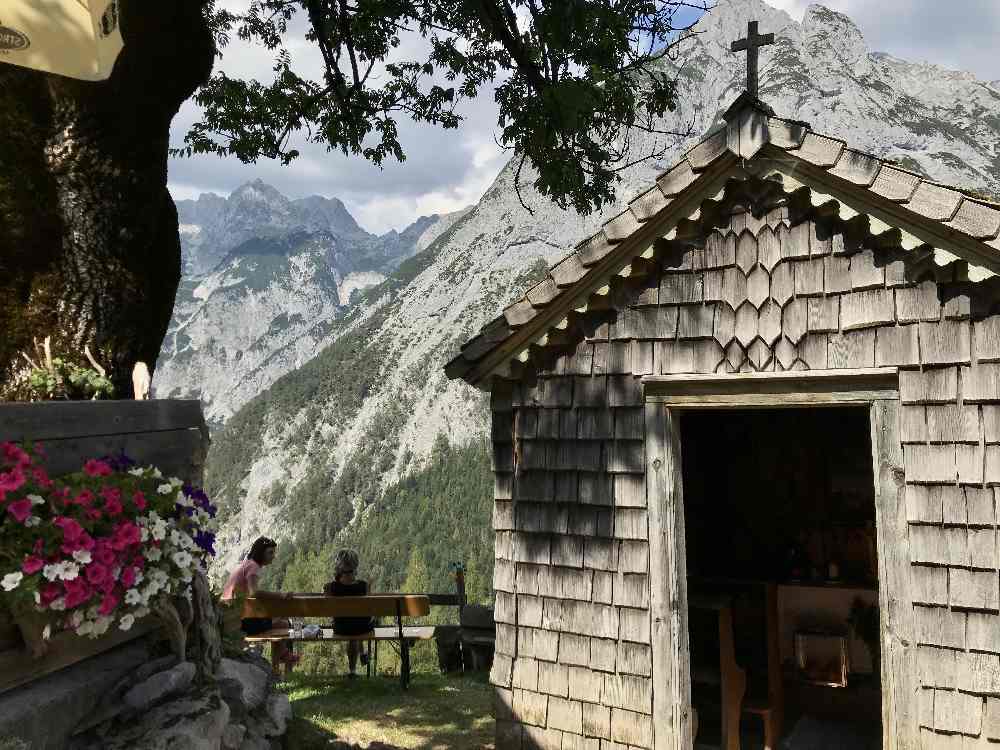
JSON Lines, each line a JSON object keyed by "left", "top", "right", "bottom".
{"left": 98, "top": 452, "right": 136, "bottom": 473}
{"left": 193, "top": 530, "right": 216, "bottom": 555}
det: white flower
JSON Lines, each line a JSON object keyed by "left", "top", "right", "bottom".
{"left": 33, "top": 591, "right": 40, "bottom": 605}
{"left": 1, "top": 572, "right": 23, "bottom": 591}
{"left": 151, "top": 521, "right": 168, "bottom": 541}
{"left": 72, "top": 549, "right": 92, "bottom": 564}
{"left": 27, "top": 494, "right": 45, "bottom": 506}
{"left": 156, "top": 483, "right": 173, "bottom": 495}
{"left": 76, "top": 620, "right": 95, "bottom": 636}
{"left": 118, "top": 614, "right": 135, "bottom": 631}
{"left": 146, "top": 547, "right": 162, "bottom": 562}
{"left": 86, "top": 605, "right": 99, "bottom": 619}
{"left": 43, "top": 564, "right": 60, "bottom": 582}
{"left": 60, "top": 562, "right": 79, "bottom": 581}
{"left": 70, "top": 610, "right": 85, "bottom": 628}
{"left": 171, "top": 551, "right": 193, "bottom": 569}
{"left": 169, "top": 530, "right": 185, "bottom": 547}
{"left": 169, "top": 477, "right": 183, "bottom": 489}
{"left": 42, "top": 624, "right": 51, "bottom": 640}
{"left": 91, "top": 617, "right": 111, "bottom": 636}
{"left": 151, "top": 467, "right": 162, "bottom": 479}
{"left": 25, "top": 516, "right": 40, "bottom": 528}
{"left": 125, "top": 589, "right": 143, "bottom": 606}
{"left": 140, "top": 527, "right": 150, "bottom": 542}
{"left": 133, "top": 606, "right": 150, "bottom": 619}
{"left": 128, "top": 467, "right": 145, "bottom": 477}
{"left": 49, "top": 597, "right": 66, "bottom": 611}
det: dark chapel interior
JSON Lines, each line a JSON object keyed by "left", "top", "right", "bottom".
{"left": 680, "top": 407, "right": 883, "bottom": 750}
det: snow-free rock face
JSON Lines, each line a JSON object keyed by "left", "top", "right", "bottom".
{"left": 156, "top": 181, "right": 454, "bottom": 423}
{"left": 206, "top": 0, "right": 1000, "bottom": 580}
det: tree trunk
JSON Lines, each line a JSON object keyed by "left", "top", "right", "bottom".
{"left": 0, "top": 1, "right": 215, "bottom": 397}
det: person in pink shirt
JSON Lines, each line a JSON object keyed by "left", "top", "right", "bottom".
{"left": 222, "top": 536, "right": 299, "bottom": 671}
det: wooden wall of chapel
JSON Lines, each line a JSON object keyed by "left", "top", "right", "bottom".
{"left": 489, "top": 206, "right": 1000, "bottom": 750}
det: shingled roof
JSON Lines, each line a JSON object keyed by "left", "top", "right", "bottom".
{"left": 445, "top": 94, "right": 1000, "bottom": 387}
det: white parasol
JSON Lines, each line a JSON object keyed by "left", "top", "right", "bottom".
{"left": 0, "top": 0, "right": 123, "bottom": 81}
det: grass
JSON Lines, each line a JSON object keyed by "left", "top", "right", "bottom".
{"left": 278, "top": 669, "right": 496, "bottom": 749}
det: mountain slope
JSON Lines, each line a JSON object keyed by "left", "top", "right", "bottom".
{"left": 206, "top": 0, "right": 1000, "bottom": 585}
{"left": 157, "top": 181, "right": 459, "bottom": 423}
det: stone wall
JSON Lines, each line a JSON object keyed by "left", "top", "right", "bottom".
{"left": 489, "top": 205, "right": 1000, "bottom": 749}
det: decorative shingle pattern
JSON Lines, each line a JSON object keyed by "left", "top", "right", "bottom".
{"left": 447, "top": 101, "right": 1000, "bottom": 388}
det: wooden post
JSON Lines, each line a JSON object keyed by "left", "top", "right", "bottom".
{"left": 870, "top": 399, "right": 919, "bottom": 750}
{"left": 645, "top": 403, "right": 693, "bottom": 750}
{"left": 456, "top": 566, "right": 467, "bottom": 613}
{"left": 396, "top": 599, "right": 409, "bottom": 690}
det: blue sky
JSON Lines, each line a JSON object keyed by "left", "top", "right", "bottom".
{"left": 166, "top": 1, "right": 999, "bottom": 234}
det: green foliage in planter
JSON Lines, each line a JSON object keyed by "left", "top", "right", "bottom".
{"left": 26, "top": 357, "right": 115, "bottom": 400}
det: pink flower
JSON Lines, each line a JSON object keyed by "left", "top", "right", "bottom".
{"left": 103, "top": 497, "right": 123, "bottom": 517}
{"left": 31, "top": 467, "right": 52, "bottom": 488}
{"left": 39, "top": 583, "right": 61, "bottom": 606}
{"left": 73, "top": 489, "right": 94, "bottom": 507}
{"left": 132, "top": 555, "right": 146, "bottom": 570}
{"left": 77, "top": 533, "right": 95, "bottom": 551}
{"left": 63, "top": 578, "right": 92, "bottom": 609}
{"left": 83, "top": 459, "right": 112, "bottom": 477}
{"left": 2, "top": 443, "right": 31, "bottom": 467}
{"left": 97, "top": 592, "right": 119, "bottom": 617}
{"left": 6, "top": 498, "right": 32, "bottom": 523}
{"left": 54, "top": 516, "right": 84, "bottom": 542}
{"left": 120, "top": 566, "right": 137, "bottom": 588}
{"left": 94, "top": 544, "right": 116, "bottom": 567}
{"left": 84, "top": 562, "right": 111, "bottom": 587}
{"left": 111, "top": 521, "right": 141, "bottom": 551}
{"left": 85, "top": 508, "right": 103, "bottom": 522}
{"left": 132, "top": 491, "right": 147, "bottom": 511}
{"left": 21, "top": 555, "right": 44, "bottom": 575}
{"left": 32, "top": 538, "right": 44, "bottom": 555}
{"left": 0, "top": 467, "right": 25, "bottom": 493}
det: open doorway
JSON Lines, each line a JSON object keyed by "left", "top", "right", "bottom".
{"left": 681, "top": 407, "right": 882, "bottom": 750}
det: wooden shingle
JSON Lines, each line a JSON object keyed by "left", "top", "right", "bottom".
{"left": 871, "top": 165, "right": 921, "bottom": 203}
{"left": 590, "top": 637, "right": 618, "bottom": 672}
{"left": 917, "top": 645, "right": 958, "bottom": 688}
{"left": 912, "top": 566, "right": 948, "bottom": 606}
{"left": 552, "top": 536, "right": 585, "bottom": 568}
{"left": 968, "top": 487, "right": 997, "bottom": 526}
{"left": 841, "top": 289, "right": 895, "bottom": 330}
{"left": 605, "top": 342, "right": 632, "bottom": 375}
{"left": 618, "top": 607, "right": 651, "bottom": 646}
{"left": 784, "top": 221, "right": 812, "bottom": 260}
{"left": 495, "top": 500, "right": 515, "bottom": 530}
{"left": 900, "top": 405, "right": 928, "bottom": 443}
{"left": 963, "top": 363, "right": 1000, "bottom": 403}
{"left": 986, "top": 407, "right": 1000, "bottom": 443}
{"left": 932, "top": 688, "right": 983, "bottom": 736}
{"left": 806, "top": 297, "right": 839, "bottom": 334}
{"left": 677, "top": 304, "right": 716, "bottom": 339}
{"left": 551, "top": 254, "right": 588, "bottom": 287}
{"left": 618, "top": 541, "right": 649, "bottom": 574}
{"left": 656, "top": 160, "right": 698, "bottom": 197}
{"left": 895, "top": 282, "right": 941, "bottom": 324}
{"left": 798, "top": 334, "right": 827, "bottom": 369}
{"left": 703, "top": 232, "right": 735, "bottom": 268}
{"left": 594, "top": 572, "right": 613, "bottom": 604}
{"left": 659, "top": 274, "right": 703, "bottom": 306}
{"left": 584, "top": 538, "right": 616, "bottom": 571}
{"left": 909, "top": 524, "right": 950, "bottom": 565}
{"left": 849, "top": 249, "right": 885, "bottom": 290}
{"left": 615, "top": 474, "right": 646, "bottom": 508}
{"left": 920, "top": 321, "right": 972, "bottom": 365}
{"left": 969, "top": 527, "right": 997, "bottom": 569}
{"left": 824, "top": 255, "right": 850, "bottom": 294}
{"left": 929, "top": 405, "right": 979, "bottom": 445}
{"left": 976, "top": 318, "right": 1000, "bottom": 363}
{"left": 542, "top": 599, "right": 619, "bottom": 640}
{"left": 942, "top": 292, "right": 970, "bottom": 321}
{"left": 608, "top": 376, "right": 642, "bottom": 407}
{"left": 900, "top": 368, "right": 958, "bottom": 404}
{"left": 905, "top": 443, "right": 958, "bottom": 483}
{"left": 610, "top": 709, "right": 654, "bottom": 748}
{"left": 579, "top": 472, "right": 613, "bottom": 506}
{"left": 941, "top": 485, "right": 969, "bottom": 524}
{"left": 829, "top": 149, "right": 881, "bottom": 186}
{"left": 757, "top": 226, "right": 781, "bottom": 271}
{"left": 907, "top": 484, "right": 942, "bottom": 523}
{"left": 515, "top": 533, "right": 552, "bottom": 566}
{"left": 615, "top": 509, "right": 648, "bottom": 540}
{"left": 793, "top": 258, "right": 825, "bottom": 296}
{"left": 968, "top": 611, "right": 1000, "bottom": 653}
{"left": 988, "top": 446, "right": 1000, "bottom": 485}
{"left": 949, "top": 568, "right": 999, "bottom": 611}
{"left": 574, "top": 376, "right": 607, "bottom": 407}
{"left": 828, "top": 329, "right": 875, "bottom": 369}
{"left": 907, "top": 183, "right": 963, "bottom": 222}
{"left": 961, "top": 650, "right": 1000, "bottom": 698}
{"left": 914, "top": 605, "right": 965, "bottom": 649}
{"left": 876, "top": 325, "right": 920, "bottom": 367}
{"left": 949, "top": 199, "right": 1000, "bottom": 240}
{"left": 631, "top": 341, "right": 654, "bottom": 375}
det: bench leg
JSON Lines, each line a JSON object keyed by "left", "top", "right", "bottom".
{"left": 366, "top": 640, "right": 372, "bottom": 679}
{"left": 401, "top": 639, "right": 411, "bottom": 690}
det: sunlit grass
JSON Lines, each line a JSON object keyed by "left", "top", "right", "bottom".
{"left": 278, "top": 669, "right": 495, "bottom": 749}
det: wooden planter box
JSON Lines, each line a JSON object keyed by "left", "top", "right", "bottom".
{"left": 0, "top": 399, "right": 208, "bottom": 695}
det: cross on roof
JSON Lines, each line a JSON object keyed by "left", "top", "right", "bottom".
{"left": 731, "top": 21, "right": 775, "bottom": 98}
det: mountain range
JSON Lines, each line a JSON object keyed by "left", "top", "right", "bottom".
{"left": 177, "top": 0, "right": 1000, "bottom": 592}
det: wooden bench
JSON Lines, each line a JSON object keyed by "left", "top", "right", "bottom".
{"left": 240, "top": 594, "right": 432, "bottom": 688}
{"left": 689, "top": 592, "right": 746, "bottom": 750}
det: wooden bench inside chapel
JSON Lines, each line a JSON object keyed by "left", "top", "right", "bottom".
{"left": 689, "top": 581, "right": 784, "bottom": 750}
{"left": 236, "top": 594, "right": 433, "bottom": 688}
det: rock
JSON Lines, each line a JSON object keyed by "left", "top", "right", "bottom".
{"left": 98, "top": 685, "right": 230, "bottom": 750}
{"left": 222, "top": 723, "right": 246, "bottom": 750}
{"left": 217, "top": 658, "right": 270, "bottom": 714}
{"left": 239, "top": 732, "right": 271, "bottom": 750}
{"left": 0, "top": 639, "right": 151, "bottom": 750}
{"left": 263, "top": 694, "right": 292, "bottom": 737}
{"left": 123, "top": 660, "right": 196, "bottom": 711}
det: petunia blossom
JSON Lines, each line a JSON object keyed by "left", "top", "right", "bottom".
{"left": 6, "top": 498, "right": 32, "bottom": 523}
{"left": 21, "top": 555, "right": 44, "bottom": 575}
{"left": 97, "top": 592, "right": 119, "bottom": 617}
{"left": 83, "top": 459, "right": 112, "bottom": 477}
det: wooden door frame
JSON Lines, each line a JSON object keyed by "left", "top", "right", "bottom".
{"left": 642, "top": 368, "right": 918, "bottom": 750}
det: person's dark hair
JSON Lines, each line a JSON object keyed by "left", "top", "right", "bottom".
{"left": 246, "top": 536, "right": 277, "bottom": 565}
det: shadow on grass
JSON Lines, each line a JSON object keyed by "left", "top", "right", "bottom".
{"left": 279, "top": 670, "right": 496, "bottom": 750}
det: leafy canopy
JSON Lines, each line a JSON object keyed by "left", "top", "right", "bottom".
{"left": 179, "top": 0, "right": 708, "bottom": 215}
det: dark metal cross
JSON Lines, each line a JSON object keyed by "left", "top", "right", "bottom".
{"left": 731, "top": 21, "right": 775, "bottom": 98}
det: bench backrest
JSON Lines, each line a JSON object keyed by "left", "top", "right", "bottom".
{"left": 242, "top": 594, "right": 430, "bottom": 619}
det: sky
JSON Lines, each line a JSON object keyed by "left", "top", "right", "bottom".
{"left": 166, "top": 1, "right": 1000, "bottom": 235}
